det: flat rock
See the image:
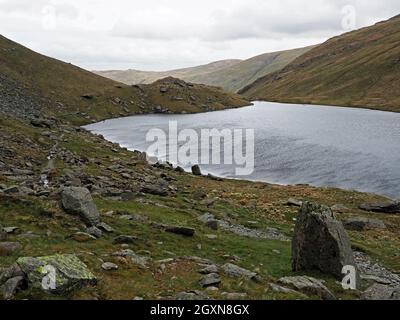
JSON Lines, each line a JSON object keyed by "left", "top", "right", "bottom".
{"left": 269, "top": 283, "right": 308, "bottom": 298}
{"left": 199, "top": 273, "right": 221, "bottom": 288}
{"left": 278, "top": 276, "right": 336, "bottom": 300}
{"left": 287, "top": 198, "right": 303, "bottom": 207}
{"left": 97, "top": 222, "right": 114, "bottom": 233}
{"left": 61, "top": 187, "right": 100, "bottom": 226}
{"left": 222, "top": 263, "right": 260, "bottom": 282}
{"left": 86, "top": 226, "right": 103, "bottom": 238}
{"left": 112, "top": 249, "right": 151, "bottom": 269}
{"left": 344, "top": 217, "right": 386, "bottom": 231}
{"left": 16, "top": 254, "right": 97, "bottom": 295}
{"left": 71, "top": 232, "right": 97, "bottom": 242}
{"left": 175, "top": 290, "right": 210, "bottom": 300}
{"left": 199, "top": 265, "right": 219, "bottom": 274}
{"left": 292, "top": 202, "right": 358, "bottom": 282}
{"left": 359, "top": 201, "right": 400, "bottom": 214}
{"left": 113, "top": 235, "right": 141, "bottom": 245}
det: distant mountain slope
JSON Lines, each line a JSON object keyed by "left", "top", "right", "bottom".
{"left": 0, "top": 35, "right": 249, "bottom": 125}
{"left": 189, "top": 46, "right": 315, "bottom": 92}
{"left": 95, "top": 60, "right": 242, "bottom": 86}
{"left": 94, "top": 46, "right": 314, "bottom": 92}
{"left": 239, "top": 16, "right": 400, "bottom": 113}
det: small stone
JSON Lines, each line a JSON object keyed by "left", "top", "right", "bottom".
{"left": 86, "top": 226, "right": 103, "bottom": 238}
{"left": 191, "top": 165, "right": 202, "bottom": 176}
{"left": 102, "top": 262, "right": 119, "bottom": 271}
{"left": 205, "top": 220, "right": 219, "bottom": 230}
{"left": 221, "top": 292, "right": 247, "bottom": 299}
{"left": 199, "top": 265, "right": 219, "bottom": 274}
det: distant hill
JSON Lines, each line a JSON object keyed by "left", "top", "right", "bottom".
{"left": 95, "top": 60, "right": 242, "bottom": 87}
{"left": 239, "top": 15, "right": 400, "bottom": 113}
{"left": 94, "top": 46, "right": 314, "bottom": 92}
{"left": 0, "top": 35, "right": 249, "bottom": 126}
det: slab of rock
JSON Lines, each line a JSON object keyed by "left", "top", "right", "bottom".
{"left": 222, "top": 263, "right": 261, "bottom": 282}
{"left": 113, "top": 235, "right": 141, "bottom": 245}
{"left": 175, "top": 290, "right": 210, "bottom": 300}
{"left": 287, "top": 198, "right": 303, "bottom": 207}
{"left": 344, "top": 217, "right": 386, "bottom": 231}
{"left": 16, "top": 254, "right": 97, "bottom": 295}
{"left": 61, "top": 187, "right": 100, "bottom": 226}
{"left": 278, "top": 276, "right": 336, "bottom": 300}
{"left": 153, "top": 223, "right": 195, "bottom": 237}
{"left": 361, "top": 284, "right": 400, "bottom": 300}
{"left": 2, "top": 276, "right": 25, "bottom": 300}
{"left": 191, "top": 165, "right": 202, "bottom": 176}
{"left": 292, "top": 202, "right": 358, "bottom": 281}
{"left": 0, "top": 242, "right": 22, "bottom": 256}
{"left": 71, "top": 232, "right": 97, "bottom": 242}
{"left": 199, "top": 265, "right": 219, "bottom": 274}
{"left": 359, "top": 201, "right": 400, "bottom": 214}
{"left": 199, "top": 273, "right": 221, "bottom": 288}
{"left": 97, "top": 222, "right": 114, "bottom": 233}
{"left": 269, "top": 283, "right": 308, "bottom": 298}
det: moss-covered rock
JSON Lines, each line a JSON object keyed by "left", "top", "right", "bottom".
{"left": 16, "top": 254, "right": 97, "bottom": 295}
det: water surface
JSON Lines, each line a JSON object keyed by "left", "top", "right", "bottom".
{"left": 85, "top": 102, "right": 400, "bottom": 199}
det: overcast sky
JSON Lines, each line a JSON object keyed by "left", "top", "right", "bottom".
{"left": 1, "top": 0, "right": 399, "bottom": 71}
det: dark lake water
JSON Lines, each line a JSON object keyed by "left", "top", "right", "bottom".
{"left": 85, "top": 101, "right": 400, "bottom": 199}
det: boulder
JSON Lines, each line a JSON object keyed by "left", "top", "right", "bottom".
{"left": 61, "top": 187, "right": 100, "bottom": 226}
{"left": 292, "top": 202, "right": 357, "bottom": 281}
{"left": 359, "top": 201, "right": 400, "bottom": 214}
{"left": 343, "top": 217, "right": 386, "bottom": 231}
{"left": 191, "top": 165, "right": 202, "bottom": 176}
{"left": 16, "top": 254, "right": 97, "bottom": 295}
{"left": 199, "top": 273, "right": 221, "bottom": 288}
{"left": 278, "top": 276, "right": 336, "bottom": 300}
{"left": 2, "top": 276, "right": 25, "bottom": 300}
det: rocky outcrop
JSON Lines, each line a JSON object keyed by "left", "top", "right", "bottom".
{"left": 61, "top": 187, "right": 101, "bottom": 226}
{"left": 292, "top": 202, "right": 357, "bottom": 281}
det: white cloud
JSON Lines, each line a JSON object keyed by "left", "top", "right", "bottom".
{"left": 0, "top": 0, "right": 399, "bottom": 70}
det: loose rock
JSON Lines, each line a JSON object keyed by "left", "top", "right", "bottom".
{"left": 278, "top": 276, "right": 336, "bottom": 300}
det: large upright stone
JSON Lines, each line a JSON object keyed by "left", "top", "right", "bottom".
{"left": 292, "top": 202, "right": 357, "bottom": 281}
{"left": 61, "top": 187, "right": 100, "bottom": 226}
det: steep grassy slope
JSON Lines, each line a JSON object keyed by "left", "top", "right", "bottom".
{"left": 240, "top": 16, "right": 400, "bottom": 112}
{"left": 188, "top": 46, "right": 315, "bottom": 92}
{"left": 94, "top": 47, "right": 313, "bottom": 92}
{"left": 95, "top": 60, "right": 242, "bottom": 86}
{"left": 0, "top": 35, "right": 249, "bottom": 125}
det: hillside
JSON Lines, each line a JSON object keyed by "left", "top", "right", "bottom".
{"left": 1, "top": 35, "right": 399, "bottom": 302}
{"left": 0, "top": 35, "right": 250, "bottom": 125}
{"left": 239, "top": 16, "right": 400, "bottom": 113}
{"left": 94, "top": 46, "right": 313, "bottom": 92}
{"left": 95, "top": 59, "right": 242, "bottom": 86}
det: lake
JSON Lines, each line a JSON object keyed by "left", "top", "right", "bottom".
{"left": 85, "top": 101, "right": 400, "bottom": 199}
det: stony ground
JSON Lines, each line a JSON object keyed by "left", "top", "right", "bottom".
{"left": 1, "top": 112, "right": 399, "bottom": 300}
